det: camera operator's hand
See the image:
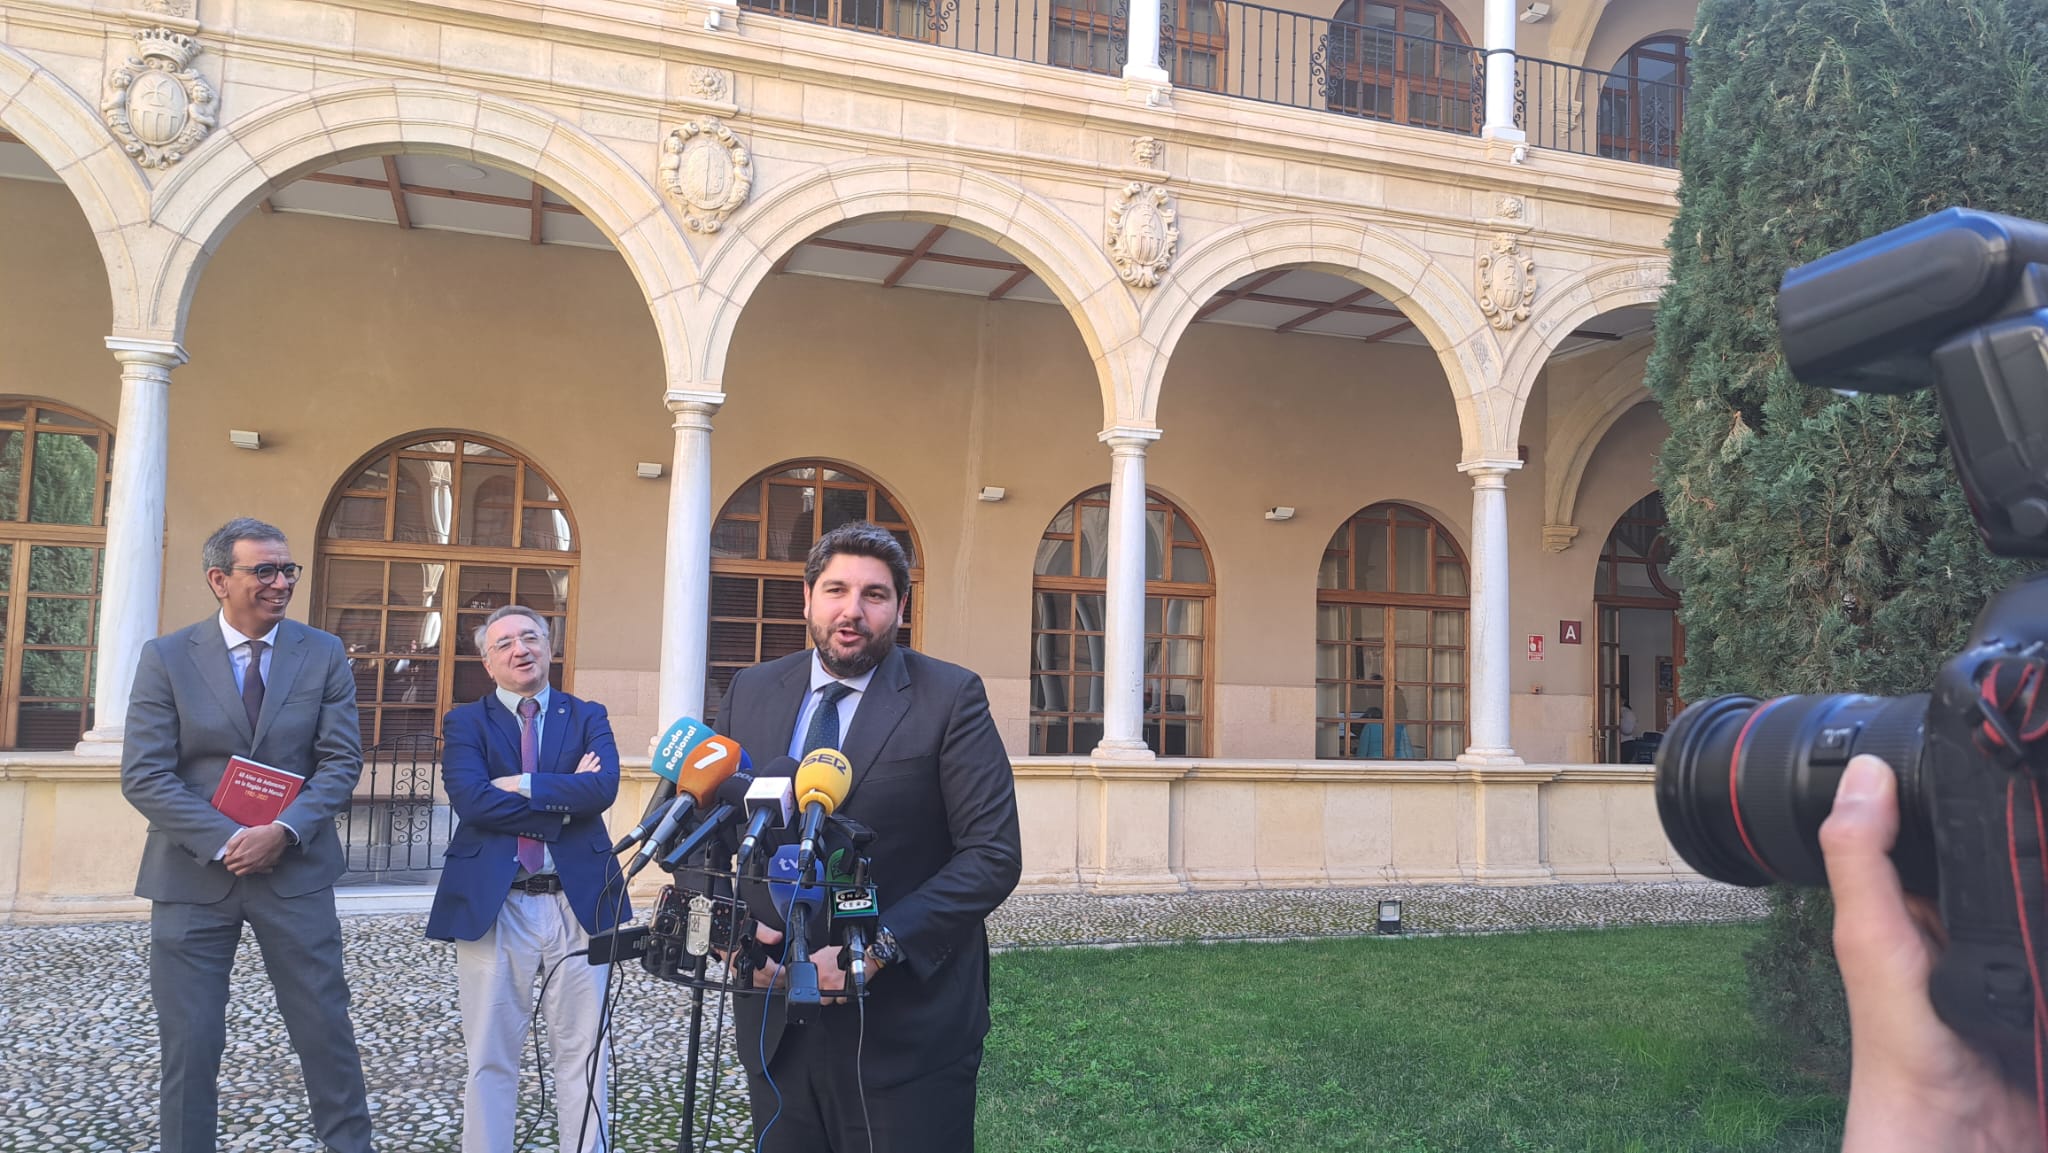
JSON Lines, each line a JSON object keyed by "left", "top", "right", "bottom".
{"left": 1821, "top": 754, "right": 2040, "bottom": 1153}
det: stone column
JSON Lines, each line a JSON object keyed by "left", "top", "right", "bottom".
{"left": 657, "top": 390, "right": 724, "bottom": 733}
{"left": 1122, "top": 0, "right": 1171, "bottom": 91}
{"left": 1093, "top": 426, "right": 1161, "bottom": 760}
{"left": 1482, "top": 0, "right": 1525, "bottom": 142}
{"left": 1457, "top": 459, "right": 1523, "bottom": 767}
{"left": 77, "top": 338, "right": 185, "bottom": 753}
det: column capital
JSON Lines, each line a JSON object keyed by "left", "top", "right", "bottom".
{"left": 1457, "top": 458, "right": 1523, "bottom": 484}
{"left": 665, "top": 387, "right": 726, "bottom": 413}
{"left": 1098, "top": 425, "right": 1163, "bottom": 452}
{"left": 104, "top": 336, "right": 187, "bottom": 368}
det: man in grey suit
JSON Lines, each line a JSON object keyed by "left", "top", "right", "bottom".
{"left": 120, "top": 517, "right": 375, "bottom": 1153}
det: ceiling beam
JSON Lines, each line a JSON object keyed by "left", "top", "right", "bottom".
{"left": 259, "top": 198, "right": 275, "bottom": 214}
{"left": 1565, "top": 327, "right": 1624, "bottom": 341}
{"left": 1364, "top": 319, "right": 1418, "bottom": 343}
{"left": 1238, "top": 290, "right": 1407, "bottom": 321}
{"left": 1275, "top": 285, "right": 1378, "bottom": 334}
{"left": 1193, "top": 269, "right": 1289, "bottom": 322}
{"left": 987, "top": 268, "right": 1033, "bottom": 301}
{"left": 529, "top": 182, "right": 545, "bottom": 245}
{"left": 802, "top": 236, "right": 1026, "bottom": 275}
{"left": 881, "top": 225, "right": 948, "bottom": 288}
{"left": 299, "top": 171, "right": 580, "bottom": 215}
{"left": 381, "top": 156, "right": 412, "bottom": 230}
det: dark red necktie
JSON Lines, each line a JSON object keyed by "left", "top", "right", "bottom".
{"left": 516, "top": 697, "right": 545, "bottom": 874}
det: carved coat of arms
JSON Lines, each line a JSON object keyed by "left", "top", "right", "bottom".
{"left": 659, "top": 119, "right": 753, "bottom": 233}
{"left": 1477, "top": 234, "right": 1537, "bottom": 330}
{"left": 103, "top": 28, "right": 216, "bottom": 170}
{"left": 1107, "top": 182, "right": 1178, "bottom": 288}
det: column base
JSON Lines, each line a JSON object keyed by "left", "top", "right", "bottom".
{"left": 1084, "top": 869, "right": 1187, "bottom": 894}
{"left": 1089, "top": 739, "right": 1157, "bottom": 762}
{"left": 75, "top": 726, "right": 125, "bottom": 756}
{"left": 1456, "top": 748, "right": 1526, "bottom": 769}
{"left": 1121, "top": 68, "right": 1172, "bottom": 107}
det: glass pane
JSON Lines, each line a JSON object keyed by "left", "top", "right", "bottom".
{"left": 874, "top": 490, "right": 902, "bottom": 523}
{"left": 1077, "top": 503, "right": 1109, "bottom": 579}
{"left": 1144, "top": 596, "right": 1163, "bottom": 635}
{"left": 1349, "top": 606, "right": 1385, "bottom": 640}
{"left": 517, "top": 569, "right": 570, "bottom": 612}
{"left": 324, "top": 559, "right": 383, "bottom": 606}
{"left": 15, "top": 702, "right": 85, "bottom": 750}
{"left": 1432, "top": 686, "right": 1467, "bottom": 721}
{"left": 25, "top": 598, "right": 91, "bottom": 646}
{"left": 1071, "top": 718, "right": 1103, "bottom": 752}
{"left": 393, "top": 458, "right": 455, "bottom": 545}
{"left": 1073, "top": 676, "right": 1104, "bottom": 711}
{"left": 20, "top": 648, "right": 86, "bottom": 697}
{"left": 387, "top": 562, "right": 448, "bottom": 608}
{"left": 1354, "top": 679, "right": 1387, "bottom": 717}
{"left": 763, "top": 579, "right": 805, "bottom": 619}
{"left": 1316, "top": 723, "right": 1343, "bottom": 758}
{"left": 1318, "top": 550, "right": 1342, "bottom": 589}
{"left": 461, "top": 462, "right": 517, "bottom": 548}
{"left": 1173, "top": 546, "right": 1208, "bottom": 584}
{"left": 328, "top": 497, "right": 386, "bottom": 540}
{"left": 724, "top": 482, "right": 760, "bottom": 517}
{"left": 1164, "top": 598, "right": 1203, "bottom": 635}
{"left": 463, "top": 441, "right": 509, "bottom": 458}
{"left": 384, "top": 612, "right": 436, "bottom": 654}
{"left": 348, "top": 457, "right": 391, "bottom": 492}
{"left": 0, "top": 430, "right": 21, "bottom": 519}
{"left": 1030, "top": 718, "right": 1066, "bottom": 756}
{"left": 377, "top": 708, "right": 437, "bottom": 744}
{"left": 1432, "top": 611, "right": 1466, "bottom": 646}
{"left": 457, "top": 566, "right": 512, "bottom": 612}
{"left": 1144, "top": 510, "right": 1168, "bottom": 580}
{"left": 1074, "top": 634, "right": 1104, "bottom": 673}
{"left": 1394, "top": 608, "right": 1429, "bottom": 644}
{"left": 1034, "top": 591, "right": 1070, "bottom": 631}
{"left": 821, "top": 487, "right": 867, "bottom": 536}
{"left": 454, "top": 614, "right": 488, "bottom": 657}
{"left": 405, "top": 439, "right": 457, "bottom": 454}
{"left": 0, "top": 406, "right": 25, "bottom": 422}
{"left": 1432, "top": 649, "right": 1465, "bottom": 682}
{"left": 1049, "top": 505, "right": 1074, "bottom": 534}
{"left": 1316, "top": 643, "right": 1345, "bottom": 680}
{"left": 891, "top": 531, "right": 915, "bottom": 564}
{"left": 1436, "top": 560, "right": 1468, "bottom": 596}
{"left": 1034, "top": 537, "right": 1073, "bottom": 577}
{"left": 382, "top": 659, "right": 436, "bottom": 703}
{"left": 451, "top": 660, "right": 495, "bottom": 703}
{"left": 1357, "top": 523, "right": 1388, "bottom": 590}
{"left": 1316, "top": 604, "right": 1344, "bottom": 641}
{"left": 1031, "top": 633, "right": 1070, "bottom": 673}
{"left": 1398, "top": 723, "right": 1426, "bottom": 758}
{"left": 766, "top": 484, "right": 815, "bottom": 561}
{"left": 348, "top": 659, "right": 378, "bottom": 703}
{"left": 1430, "top": 726, "right": 1464, "bottom": 759}
{"left": 328, "top": 608, "right": 381, "bottom": 653}
{"left": 522, "top": 509, "right": 574, "bottom": 552}
{"left": 761, "top": 624, "right": 807, "bottom": 656}
{"left": 712, "top": 519, "right": 759, "bottom": 560}
{"left": 779, "top": 466, "right": 817, "bottom": 481}
{"left": 1173, "top": 516, "right": 1197, "bottom": 544}
{"left": 1144, "top": 639, "right": 1162, "bottom": 675}
{"left": 1074, "top": 594, "right": 1106, "bottom": 632}
{"left": 1165, "top": 639, "right": 1202, "bottom": 675}
{"left": 30, "top": 433, "right": 98, "bottom": 525}
{"left": 1316, "top": 682, "right": 1342, "bottom": 716}
{"left": 1393, "top": 524, "right": 1428, "bottom": 592}
{"left": 712, "top": 575, "right": 757, "bottom": 618}
{"left": 1395, "top": 647, "right": 1427, "bottom": 682}
{"left": 28, "top": 546, "right": 94, "bottom": 594}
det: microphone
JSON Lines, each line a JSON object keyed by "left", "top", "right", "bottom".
{"left": 794, "top": 748, "right": 853, "bottom": 881}
{"left": 735, "top": 756, "right": 799, "bottom": 870}
{"left": 609, "top": 714, "right": 711, "bottom": 854}
{"left": 629, "top": 734, "right": 745, "bottom": 878}
{"left": 658, "top": 768, "right": 758, "bottom": 869}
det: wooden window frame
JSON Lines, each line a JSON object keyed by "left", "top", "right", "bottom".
{"left": 1029, "top": 486, "right": 1215, "bottom": 757}
{"left": 1599, "top": 34, "right": 1690, "bottom": 165}
{"left": 1316, "top": 502, "right": 1469, "bottom": 760}
{"left": 313, "top": 432, "right": 580, "bottom": 746}
{"left": 0, "top": 399, "right": 114, "bottom": 750}
{"left": 1323, "top": 0, "right": 1475, "bottom": 131}
{"left": 1049, "top": 0, "right": 1230, "bottom": 91}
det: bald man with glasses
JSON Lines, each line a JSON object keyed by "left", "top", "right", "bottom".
{"left": 120, "top": 517, "right": 374, "bottom": 1153}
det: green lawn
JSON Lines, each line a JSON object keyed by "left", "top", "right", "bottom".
{"left": 977, "top": 924, "right": 1843, "bottom": 1153}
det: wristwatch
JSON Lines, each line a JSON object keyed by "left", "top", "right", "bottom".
{"left": 868, "top": 926, "right": 903, "bottom": 971}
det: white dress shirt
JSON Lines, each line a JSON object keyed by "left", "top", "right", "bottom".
{"left": 786, "top": 651, "right": 877, "bottom": 759}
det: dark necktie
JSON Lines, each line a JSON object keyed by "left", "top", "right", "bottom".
{"left": 802, "top": 682, "right": 854, "bottom": 756}
{"left": 241, "top": 639, "right": 267, "bottom": 733}
{"left": 516, "top": 698, "right": 546, "bottom": 874}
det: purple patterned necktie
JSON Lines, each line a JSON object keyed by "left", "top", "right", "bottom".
{"left": 516, "top": 697, "right": 545, "bottom": 874}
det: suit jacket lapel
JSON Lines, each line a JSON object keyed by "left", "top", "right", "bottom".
{"left": 253, "top": 623, "right": 308, "bottom": 748}
{"left": 539, "top": 692, "right": 570, "bottom": 773}
{"left": 189, "top": 623, "right": 253, "bottom": 745}
{"left": 483, "top": 694, "right": 526, "bottom": 770}
{"left": 841, "top": 647, "right": 911, "bottom": 802}
{"left": 768, "top": 657, "right": 810, "bottom": 760}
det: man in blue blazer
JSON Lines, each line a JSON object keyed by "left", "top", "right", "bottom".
{"left": 426, "top": 604, "right": 628, "bottom": 1153}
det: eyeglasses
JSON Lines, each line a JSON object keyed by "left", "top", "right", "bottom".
{"left": 488, "top": 630, "right": 548, "bottom": 655}
{"left": 226, "top": 563, "right": 304, "bottom": 585}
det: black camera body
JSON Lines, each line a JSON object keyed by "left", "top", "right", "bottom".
{"left": 1656, "top": 208, "right": 2048, "bottom": 1085}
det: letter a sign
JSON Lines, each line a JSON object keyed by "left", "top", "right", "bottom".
{"left": 1560, "top": 620, "right": 1583, "bottom": 645}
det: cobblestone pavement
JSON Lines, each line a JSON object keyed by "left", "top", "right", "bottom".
{"left": 0, "top": 882, "right": 1766, "bottom": 1152}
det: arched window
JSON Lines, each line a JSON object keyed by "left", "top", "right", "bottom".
{"left": 1030, "top": 488, "right": 1212, "bottom": 757}
{"left": 315, "top": 434, "right": 578, "bottom": 745}
{"left": 1051, "top": 0, "right": 1228, "bottom": 91}
{"left": 1316, "top": 502, "right": 1467, "bottom": 760}
{"left": 0, "top": 400, "right": 112, "bottom": 749}
{"left": 1600, "top": 34, "right": 1690, "bottom": 167}
{"left": 1595, "top": 491, "right": 1685, "bottom": 760}
{"left": 708, "top": 462, "right": 921, "bottom": 712}
{"left": 1321, "top": 0, "right": 1474, "bottom": 131}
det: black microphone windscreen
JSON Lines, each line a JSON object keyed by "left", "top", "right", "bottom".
{"left": 759, "top": 755, "right": 799, "bottom": 778}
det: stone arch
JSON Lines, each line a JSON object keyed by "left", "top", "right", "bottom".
{"left": 0, "top": 43, "right": 158, "bottom": 336}
{"left": 142, "top": 80, "right": 696, "bottom": 386}
{"left": 692, "top": 156, "right": 1143, "bottom": 428}
{"left": 1495, "top": 255, "right": 1668, "bottom": 448}
{"left": 1142, "top": 215, "right": 1502, "bottom": 460}
{"left": 1542, "top": 343, "right": 1652, "bottom": 550}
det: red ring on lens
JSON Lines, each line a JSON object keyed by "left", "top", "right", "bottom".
{"left": 1728, "top": 697, "right": 1791, "bottom": 882}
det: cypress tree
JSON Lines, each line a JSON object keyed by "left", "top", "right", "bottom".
{"left": 1646, "top": 0, "right": 2048, "bottom": 1081}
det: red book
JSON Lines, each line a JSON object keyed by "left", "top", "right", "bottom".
{"left": 210, "top": 755, "right": 305, "bottom": 827}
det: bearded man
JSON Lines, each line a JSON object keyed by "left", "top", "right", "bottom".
{"left": 710, "top": 520, "right": 1020, "bottom": 1153}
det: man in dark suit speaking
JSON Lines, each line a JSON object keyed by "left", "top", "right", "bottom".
{"left": 715, "top": 520, "right": 1021, "bottom": 1153}
{"left": 120, "top": 517, "right": 374, "bottom": 1153}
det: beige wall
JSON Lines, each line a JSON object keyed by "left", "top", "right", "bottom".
{"left": 13, "top": 172, "right": 1660, "bottom": 759}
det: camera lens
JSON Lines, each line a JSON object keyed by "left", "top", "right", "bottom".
{"left": 1655, "top": 692, "right": 1933, "bottom": 891}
